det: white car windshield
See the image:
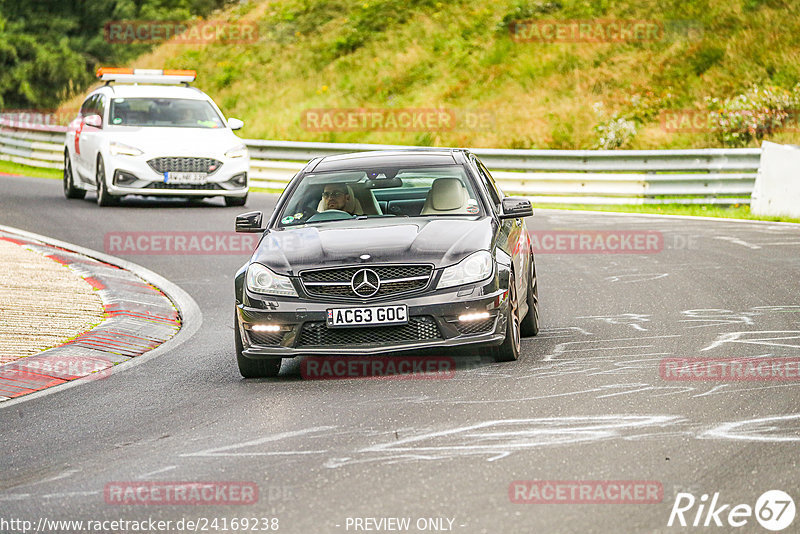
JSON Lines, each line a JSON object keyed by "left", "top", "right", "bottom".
{"left": 108, "top": 98, "right": 224, "bottom": 128}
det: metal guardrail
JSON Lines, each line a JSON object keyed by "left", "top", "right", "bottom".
{"left": 1, "top": 119, "right": 761, "bottom": 204}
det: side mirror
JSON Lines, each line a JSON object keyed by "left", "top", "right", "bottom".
{"left": 499, "top": 197, "right": 533, "bottom": 219}
{"left": 83, "top": 114, "right": 102, "bottom": 128}
{"left": 235, "top": 211, "right": 264, "bottom": 233}
{"left": 228, "top": 118, "right": 244, "bottom": 130}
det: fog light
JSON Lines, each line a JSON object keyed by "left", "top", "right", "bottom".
{"left": 230, "top": 172, "right": 247, "bottom": 187}
{"left": 252, "top": 324, "right": 281, "bottom": 332}
{"left": 458, "top": 312, "right": 491, "bottom": 322}
{"left": 113, "top": 170, "right": 137, "bottom": 186}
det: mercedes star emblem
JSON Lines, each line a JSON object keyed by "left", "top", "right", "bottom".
{"left": 351, "top": 268, "right": 380, "bottom": 297}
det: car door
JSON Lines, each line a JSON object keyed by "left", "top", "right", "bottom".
{"left": 473, "top": 156, "right": 528, "bottom": 302}
{"left": 72, "top": 95, "right": 95, "bottom": 180}
{"left": 81, "top": 94, "right": 106, "bottom": 183}
{"left": 79, "top": 94, "right": 106, "bottom": 185}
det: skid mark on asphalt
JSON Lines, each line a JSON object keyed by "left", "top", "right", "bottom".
{"left": 137, "top": 465, "right": 177, "bottom": 479}
{"left": 713, "top": 236, "right": 762, "bottom": 249}
{"left": 576, "top": 313, "right": 651, "bottom": 331}
{"left": 679, "top": 309, "right": 760, "bottom": 328}
{"left": 323, "top": 415, "right": 683, "bottom": 467}
{"left": 541, "top": 334, "right": 680, "bottom": 362}
{"left": 179, "top": 426, "right": 335, "bottom": 458}
{"left": 699, "top": 414, "right": 800, "bottom": 442}
{"left": 701, "top": 330, "right": 800, "bottom": 352}
{"left": 680, "top": 306, "right": 800, "bottom": 330}
{"left": 0, "top": 491, "right": 100, "bottom": 502}
{"left": 604, "top": 273, "right": 669, "bottom": 283}
{"left": 533, "top": 326, "right": 594, "bottom": 338}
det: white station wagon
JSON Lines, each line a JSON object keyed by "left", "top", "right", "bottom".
{"left": 64, "top": 68, "right": 249, "bottom": 206}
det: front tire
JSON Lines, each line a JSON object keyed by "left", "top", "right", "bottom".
{"left": 225, "top": 194, "right": 248, "bottom": 207}
{"left": 235, "top": 317, "right": 281, "bottom": 378}
{"left": 520, "top": 257, "right": 539, "bottom": 337}
{"left": 96, "top": 156, "right": 119, "bottom": 207}
{"left": 492, "top": 272, "right": 521, "bottom": 362}
{"left": 63, "top": 151, "right": 85, "bottom": 199}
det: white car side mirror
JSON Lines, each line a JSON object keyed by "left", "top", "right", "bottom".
{"left": 228, "top": 118, "right": 244, "bottom": 130}
{"left": 83, "top": 114, "right": 102, "bottom": 128}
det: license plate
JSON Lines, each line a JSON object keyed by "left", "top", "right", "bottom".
{"left": 164, "top": 172, "right": 207, "bottom": 184}
{"left": 327, "top": 305, "right": 408, "bottom": 328}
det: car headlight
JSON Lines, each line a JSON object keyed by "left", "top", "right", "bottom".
{"left": 225, "top": 144, "right": 248, "bottom": 159}
{"left": 109, "top": 141, "right": 143, "bottom": 157}
{"left": 437, "top": 250, "right": 494, "bottom": 289}
{"left": 246, "top": 263, "right": 297, "bottom": 297}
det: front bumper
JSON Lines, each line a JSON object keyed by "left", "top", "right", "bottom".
{"left": 236, "top": 283, "right": 509, "bottom": 359}
{"left": 105, "top": 153, "right": 249, "bottom": 197}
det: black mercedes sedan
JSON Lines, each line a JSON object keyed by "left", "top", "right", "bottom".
{"left": 233, "top": 149, "right": 539, "bottom": 377}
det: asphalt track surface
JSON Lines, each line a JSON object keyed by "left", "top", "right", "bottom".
{"left": 1, "top": 175, "right": 800, "bottom": 533}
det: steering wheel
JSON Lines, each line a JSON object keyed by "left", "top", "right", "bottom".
{"left": 306, "top": 209, "right": 354, "bottom": 222}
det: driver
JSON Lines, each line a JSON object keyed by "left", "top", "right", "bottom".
{"left": 321, "top": 184, "right": 355, "bottom": 214}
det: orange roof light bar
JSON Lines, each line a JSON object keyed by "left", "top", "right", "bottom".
{"left": 96, "top": 67, "right": 134, "bottom": 77}
{"left": 96, "top": 68, "right": 196, "bottom": 84}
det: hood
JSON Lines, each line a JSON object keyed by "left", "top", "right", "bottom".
{"left": 103, "top": 127, "right": 241, "bottom": 157}
{"left": 252, "top": 217, "right": 496, "bottom": 275}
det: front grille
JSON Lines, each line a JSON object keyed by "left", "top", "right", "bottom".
{"left": 147, "top": 157, "right": 222, "bottom": 174}
{"left": 297, "top": 316, "right": 441, "bottom": 347}
{"left": 145, "top": 182, "right": 222, "bottom": 190}
{"left": 454, "top": 317, "right": 496, "bottom": 335}
{"left": 301, "top": 265, "right": 432, "bottom": 299}
{"left": 248, "top": 330, "right": 285, "bottom": 346}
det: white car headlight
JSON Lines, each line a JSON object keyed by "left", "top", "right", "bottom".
{"left": 246, "top": 263, "right": 297, "bottom": 297}
{"left": 225, "top": 144, "right": 248, "bottom": 159}
{"left": 437, "top": 250, "right": 494, "bottom": 289}
{"left": 109, "top": 141, "right": 143, "bottom": 157}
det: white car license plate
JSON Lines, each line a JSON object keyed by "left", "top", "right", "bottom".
{"left": 164, "top": 172, "right": 207, "bottom": 184}
{"left": 327, "top": 305, "right": 408, "bottom": 328}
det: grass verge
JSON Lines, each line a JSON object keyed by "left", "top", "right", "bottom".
{"left": 0, "top": 160, "right": 62, "bottom": 180}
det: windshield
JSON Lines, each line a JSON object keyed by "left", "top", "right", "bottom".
{"left": 108, "top": 98, "right": 224, "bottom": 128}
{"left": 277, "top": 165, "right": 484, "bottom": 227}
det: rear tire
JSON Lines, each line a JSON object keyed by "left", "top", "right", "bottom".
{"left": 492, "top": 273, "right": 521, "bottom": 362}
{"left": 225, "top": 194, "right": 248, "bottom": 207}
{"left": 96, "top": 156, "right": 119, "bottom": 207}
{"left": 235, "top": 317, "right": 281, "bottom": 378}
{"left": 63, "top": 151, "right": 85, "bottom": 199}
{"left": 520, "top": 257, "right": 539, "bottom": 337}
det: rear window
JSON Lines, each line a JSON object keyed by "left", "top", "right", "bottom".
{"left": 277, "top": 165, "right": 484, "bottom": 227}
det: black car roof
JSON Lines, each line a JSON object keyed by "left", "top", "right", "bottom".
{"left": 309, "top": 149, "right": 469, "bottom": 173}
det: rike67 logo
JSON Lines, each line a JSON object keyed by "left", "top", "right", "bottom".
{"left": 668, "top": 490, "right": 795, "bottom": 531}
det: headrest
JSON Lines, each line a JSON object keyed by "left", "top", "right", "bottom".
{"left": 431, "top": 178, "right": 466, "bottom": 211}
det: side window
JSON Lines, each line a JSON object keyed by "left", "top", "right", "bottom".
{"left": 95, "top": 95, "right": 106, "bottom": 123}
{"left": 479, "top": 161, "right": 504, "bottom": 200}
{"left": 473, "top": 157, "right": 501, "bottom": 212}
{"left": 79, "top": 96, "right": 94, "bottom": 118}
